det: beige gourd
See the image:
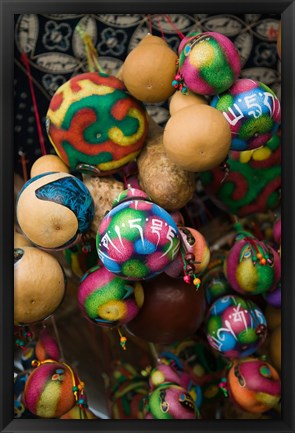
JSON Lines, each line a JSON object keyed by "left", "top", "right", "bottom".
{"left": 14, "top": 246, "right": 65, "bottom": 324}
{"left": 122, "top": 40, "right": 178, "bottom": 103}
{"left": 137, "top": 116, "right": 196, "bottom": 211}
{"left": 163, "top": 104, "right": 231, "bottom": 172}
{"left": 169, "top": 90, "right": 208, "bottom": 116}
{"left": 16, "top": 172, "right": 79, "bottom": 249}
{"left": 30, "top": 155, "right": 70, "bottom": 178}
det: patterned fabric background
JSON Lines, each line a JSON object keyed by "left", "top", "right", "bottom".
{"left": 14, "top": 13, "right": 281, "bottom": 176}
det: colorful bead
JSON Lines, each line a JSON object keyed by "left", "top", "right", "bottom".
{"left": 183, "top": 275, "right": 192, "bottom": 284}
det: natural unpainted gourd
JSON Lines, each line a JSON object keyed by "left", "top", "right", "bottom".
{"left": 122, "top": 41, "right": 178, "bottom": 103}
{"left": 137, "top": 117, "right": 196, "bottom": 211}
{"left": 163, "top": 104, "right": 231, "bottom": 172}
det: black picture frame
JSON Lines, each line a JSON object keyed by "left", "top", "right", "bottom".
{"left": 1, "top": 1, "right": 294, "bottom": 432}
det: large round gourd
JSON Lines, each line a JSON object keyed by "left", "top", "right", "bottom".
{"left": 122, "top": 43, "right": 178, "bottom": 103}
{"left": 163, "top": 104, "right": 231, "bottom": 172}
{"left": 30, "top": 155, "right": 70, "bottom": 178}
{"left": 169, "top": 91, "right": 207, "bottom": 116}
{"left": 16, "top": 172, "right": 94, "bottom": 250}
{"left": 14, "top": 246, "right": 65, "bottom": 325}
{"left": 137, "top": 118, "right": 195, "bottom": 211}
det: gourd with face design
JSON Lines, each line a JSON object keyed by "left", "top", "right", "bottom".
{"left": 224, "top": 235, "right": 281, "bottom": 295}
{"left": 144, "top": 383, "right": 198, "bottom": 419}
{"left": 227, "top": 357, "right": 281, "bottom": 413}
{"left": 22, "top": 361, "right": 83, "bottom": 418}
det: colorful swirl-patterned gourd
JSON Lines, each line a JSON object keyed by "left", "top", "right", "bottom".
{"left": 46, "top": 72, "right": 149, "bottom": 174}
{"left": 199, "top": 132, "right": 281, "bottom": 217}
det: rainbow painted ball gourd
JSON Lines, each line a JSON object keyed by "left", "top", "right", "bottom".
{"left": 46, "top": 72, "right": 149, "bottom": 174}
{"left": 16, "top": 172, "right": 94, "bottom": 250}
{"left": 22, "top": 361, "right": 80, "bottom": 418}
{"left": 96, "top": 188, "right": 180, "bottom": 280}
{"left": 206, "top": 295, "right": 267, "bottom": 359}
{"left": 174, "top": 31, "right": 241, "bottom": 96}
{"left": 227, "top": 357, "right": 281, "bottom": 413}
{"left": 199, "top": 132, "right": 281, "bottom": 217}
{"left": 211, "top": 79, "right": 281, "bottom": 151}
{"left": 78, "top": 264, "right": 143, "bottom": 327}
{"left": 224, "top": 235, "right": 281, "bottom": 295}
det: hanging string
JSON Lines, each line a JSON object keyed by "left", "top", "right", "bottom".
{"left": 50, "top": 315, "right": 65, "bottom": 362}
{"left": 148, "top": 14, "right": 153, "bottom": 34}
{"left": 101, "top": 328, "right": 113, "bottom": 377}
{"left": 155, "top": 15, "right": 166, "bottom": 41}
{"left": 20, "top": 52, "right": 47, "bottom": 156}
{"left": 18, "top": 150, "right": 28, "bottom": 183}
{"left": 76, "top": 25, "right": 105, "bottom": 74}
{"left": 163, "top": 14, "right": 185, "bottom": 39}
{"left": 148, "top": 342, "right": 161, "bottom": 366}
